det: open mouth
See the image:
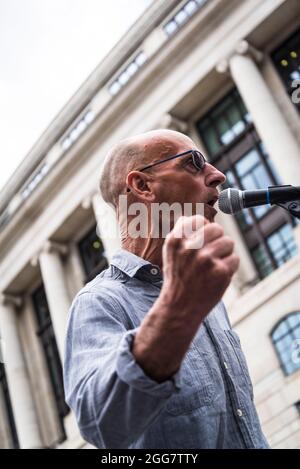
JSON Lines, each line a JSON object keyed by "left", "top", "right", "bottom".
{"left": 206, "top": 197, "right": 218, "bottom": 207}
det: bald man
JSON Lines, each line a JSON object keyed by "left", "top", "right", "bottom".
{"left": 63, "top": 129, "right": 269, "bottom": 449}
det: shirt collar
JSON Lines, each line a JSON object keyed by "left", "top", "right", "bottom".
{"left": 110, "top": 248, "right": 162, "bottom": 282}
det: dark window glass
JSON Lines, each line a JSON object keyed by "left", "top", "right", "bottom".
{"left": 32, "top": 285, "right": 69, "bottom": 443}
{"left": 271, "top": 312, "right": 300, "bottom": 375}
{"left": 272, "top": 27, "right": 300, "bottom": 113}
{"left": 252, "top": 224, "right": 298, "bottom": 278}
{"left": 78, "top": 225, "right": 108, "bottom": 282}
{"left": 197, "top": 89, "right": 252, "bottom": 158}
{"left": 0, "top": 363, "right": 19, "bottom": 448}
{"left": 196, "top": 88, "right": 297, "bottom": 280}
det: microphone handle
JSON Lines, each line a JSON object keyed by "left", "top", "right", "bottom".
{"left": 268, "top": 185, "right": 300, "bottom": 204}
{"left": 243, "top": 189, "right": 268, "bottom": 208}
{"left": 243, "top": 185, "right": 300, "bottom": 209}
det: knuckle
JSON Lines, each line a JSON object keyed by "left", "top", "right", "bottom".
{"left": 226, "top": 254, "right": 240, "bottom": 275}
{"left": 175, "top": 215, "right": 187, "bottom": 226}
{"left": 198, "top": 249, "right": 214, "bottom": 267}
{"left": 210, "top": 222, "right": 224, "bottom": 237}
{"left": 223, "top": 236, "right": 235, "bottom": 249}
{"left": 218, "top": 262, "right": 230, "bottom": 277}
{"left": 165, "top": 232, "right": 181, "bottom": 249}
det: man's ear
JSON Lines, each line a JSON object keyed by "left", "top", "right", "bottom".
{"left": 126, "top": 171, "right": 156, "bottom": 201}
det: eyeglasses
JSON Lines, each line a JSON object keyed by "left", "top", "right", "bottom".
{"left": 138, "top": 149, "right": 206, "bottom": 173}
{"left": 126, "top": 150, "right": 207, "bottom": 193}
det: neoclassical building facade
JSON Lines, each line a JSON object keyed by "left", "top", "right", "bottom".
{"left": 0, "top": 0, "right": 300, "bottom": 449}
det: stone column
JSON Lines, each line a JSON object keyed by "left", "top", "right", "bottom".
{"left": 217, "top": 40, "right": 300, "bottom": 186}
{"left": 37, "top": 242, "right": 70, "bottom": 360}
{"left": 0, "top": 294, "right": 43, "bottom": 448}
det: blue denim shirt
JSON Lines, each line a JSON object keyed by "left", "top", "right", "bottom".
{"left": 63, "top": 248, "right": 269, "bottom": 449}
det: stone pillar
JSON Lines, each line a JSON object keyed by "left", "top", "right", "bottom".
{"left": 37, "top": 242, "right": 70, "bottom": 360}
{"left": 217, "top": 40, "right": 300, "bottom": 186}
{"left": 0, "top": 294, "right": 43, "bottom": 448}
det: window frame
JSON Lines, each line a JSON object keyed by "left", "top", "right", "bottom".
{"left": 32, "top": 284, "right": 69, "bottom": 443}
{"left": 78, "top": 224, "right": 108, "bottom": 282}
{"left": 272, "top": 27, "right": 300, "bottom": 114}
{"left": 270, "top": 312, "right": 300, "bottom": 376}
{"left": 196, "top": 88, "right": 297, "bottom": 279}
{"left": 0, "top": 363, "right": 19, "bottom": 448}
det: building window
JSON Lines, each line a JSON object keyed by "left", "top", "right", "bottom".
{"left": 272, "top": 27, "right": 300, "bottom": 113}
{"left": 32, "top": 285, "right": 69, "bottom": 443}
{"left": 163, "top": 0, "right": 208, "bottom": 37}
{"left": 78, "top": 225, "right": 108, "bottom": 282}
{"left": 252, "top": 223, "right": 298, "bottom": 279}
{"left": 61, "top": 109, "right": 95, "bottom": 151}
{"left": 271, "top": 312, "right": 300, "bottom": 375}
{"left": 196, "top": 88, "right": 297, "bottom": 280}
{"left": 108, "top": 51, "right": 147, "bottom": 96}
{"left": 0, "top": 363, "right": 19, "bottom": 448}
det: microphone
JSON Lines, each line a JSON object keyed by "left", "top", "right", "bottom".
{"left": 218, "top": 185, "right": 300, "bottom": 214}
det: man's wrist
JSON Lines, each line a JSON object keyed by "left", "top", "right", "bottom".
{"left": 159, "top": 283, "right": 209, "bottom": 321}
{"left": 131, "top": 294, "right": 201, "bottom": 383}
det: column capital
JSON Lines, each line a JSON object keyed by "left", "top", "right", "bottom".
{"left": 41, "top": 240, "right": 68, "bottom": 256}
{"left": 81, "top": 192, "right": 96, "bottom": 210}
{"left": 0, "top": 293, "right": 23, "bottom": 308}
{"left": 216, "top": 40, "right": 263, "bottom": 74}
{"left": 155, "top": 113, "right": 188, "bottom": 133}
{"left": 31, "top": 240, "right": 68, "bottom": 266}
{"left": 235, "top": 40, "right": 263, "bottom": 63}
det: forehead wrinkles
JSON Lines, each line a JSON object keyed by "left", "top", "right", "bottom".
{"left": 142, "top": 138, "right": 178, "bottom": 163}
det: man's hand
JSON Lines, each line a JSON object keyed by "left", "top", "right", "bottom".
{"left": 132, "top": 215, "right": 239, "bottom": 382}
{"left": 161, "top": 215, "right": 239, "bottom": 321}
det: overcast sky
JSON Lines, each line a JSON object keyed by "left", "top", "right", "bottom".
{"left": 0, "top": 0, "right": 152, "bottom": 191}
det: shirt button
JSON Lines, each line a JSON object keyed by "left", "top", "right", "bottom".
{"left": 150, "top": 267, "right": 159, "bottom": 276}
{"left": 224, "top": 361, "right": 228, "bottom": 370}
{"left": 237, "top": 409, "right": 243, "bottom": 417}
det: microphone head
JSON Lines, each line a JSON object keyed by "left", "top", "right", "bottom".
{"left": 218, "top": 188, "right": 243, "bottom": 214}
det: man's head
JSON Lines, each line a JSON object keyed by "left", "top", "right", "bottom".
{"left": 99, "top": 128, "right": 225, "bottom": 223}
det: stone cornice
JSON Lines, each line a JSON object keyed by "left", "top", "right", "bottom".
{"left": 0, "top": 0, "right": 180, "bottom": 215}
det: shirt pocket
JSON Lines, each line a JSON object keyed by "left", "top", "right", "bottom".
{"left": 223, "top": 329, "right": 254, "bottom": 400}
{"left": 164, "top": 345, "right": 216, "bottom": 416}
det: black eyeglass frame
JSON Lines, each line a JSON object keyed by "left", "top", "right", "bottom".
{"left": 138, "top": 149, "right": 207, "bottom": 172}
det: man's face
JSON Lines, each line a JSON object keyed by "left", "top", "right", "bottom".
{"left": 148, "top": 138, "right": 226, "bottom": 223}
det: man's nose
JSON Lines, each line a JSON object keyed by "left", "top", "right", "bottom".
{"left": 204, "top": 163, "right": 226, "bottom": 188}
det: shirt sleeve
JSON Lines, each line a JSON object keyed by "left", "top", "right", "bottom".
{"left": 63, "top": 290, "right": 182, "bottom": 449}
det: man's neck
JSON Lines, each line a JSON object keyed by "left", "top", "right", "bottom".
{"left": 122, "top": 236, "right": 164, "bottom": 269}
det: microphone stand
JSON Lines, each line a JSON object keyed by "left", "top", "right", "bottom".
{"left": 275, "top": 200, "right": 300, "bottom": 220}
